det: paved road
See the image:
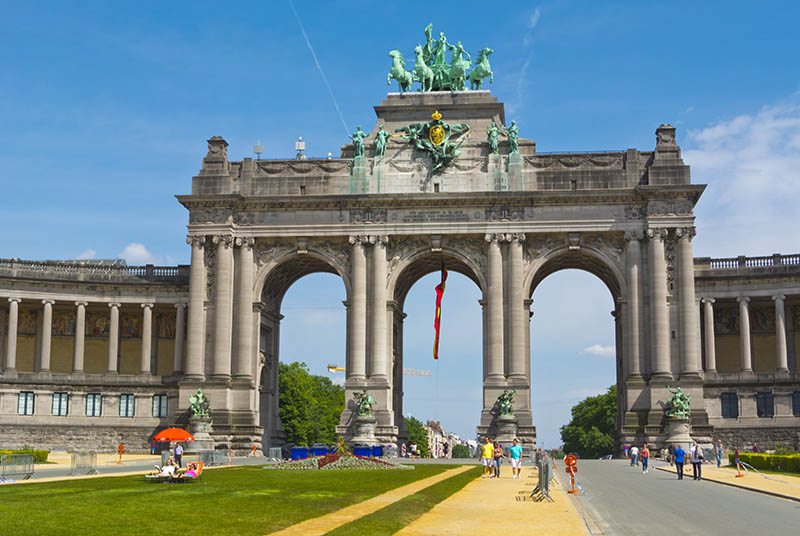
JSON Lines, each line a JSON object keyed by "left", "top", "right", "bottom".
{"left": 563, "top": 459, "right": 800, "bottom": 535}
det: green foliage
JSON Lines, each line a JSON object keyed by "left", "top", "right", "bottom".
{"left": 559, "top": 385, "right": 617, "bottom": 459}
{"left": 0, "top": 464, "right": 452, "bottom": 535}
{"left": 773, "top": 443, "right": 796, "bottom": 455}
{"left": 278, "top": 362, "right": 344, "bottom": 446}
{"left": 728, "top": 452, "right": 800, "bottom": 473}
{"left": 451, "top": 444, "right": 472, "bottom": 458}
{"left": 0, "top": 449, "right": 49, "bottom": 463}
{"left": 404, "top": 415, "right": 429, "bottom": 457}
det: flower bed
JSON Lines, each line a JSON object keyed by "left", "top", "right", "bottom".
{"left": 264, "top": 454, "right": 412, "bottom": 471}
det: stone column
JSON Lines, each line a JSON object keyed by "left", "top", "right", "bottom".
{"left": 773, "top": 294, "right": 789, "bottom": 372}
{"left": 73, "top": 302, "right": 87, "bottom": 373}
{"left": 348, "top": 236, "right": 367, "bottom": 380}
{"left": 625, "top": 231, "right": 643, "bottom": 379}
{"left": 140, "top": 303, "right": 153, "bottom": 375}
{"left": 185, "top": 236, "right": 206, "bottom": 380}
{"left": 524, "top": 298, "right": 533, "bottom": 382}
{"left": 173, "top": 303, "right": 186, "bottom": 374}
{"left": 212, "top": 235, "right": 234, "bottom": 379}
{"left": 234, "top": 237, "right": 255, "bottom": 380}
{"left": 647, "top": 229, "right": 671, "bottom": 379}
{"left": 108, "top": 302, "right": 120, "bottom": 373}
{"left": 485, "top": 234, "right": 504, "bottom": 382}
{"left": 40, "top": 300, "right": 54, "bottom": 373}
{"left": 370, "top": 235, "right": 389, "bottom": 381}
{"left": 677, "top": 227, "right": 702, "bottom": 378}
{"left": 508, "top": 233, "right": 526, "bottom": 381}
{"left": 738, "top": 296, "right": 752, "bottom": 372}
{"left": 702, "top": 298, "right": 716, "bottom": 373}
{"left": 5, "top": 298, "right": 20, "bottom": 372}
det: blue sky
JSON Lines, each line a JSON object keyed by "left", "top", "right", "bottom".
{"left": 2, "top": 1, "right": 799, "bottom": 447}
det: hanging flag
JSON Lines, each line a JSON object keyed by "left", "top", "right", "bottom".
{"left": 433, "top": 264, "right": 448, "bottom": 359}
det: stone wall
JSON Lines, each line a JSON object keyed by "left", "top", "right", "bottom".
{"left": 711, "top": 427, "right": 800, "bottom": 451}
{"left": 0, "top": 424, "right": 159, "bottom": 453}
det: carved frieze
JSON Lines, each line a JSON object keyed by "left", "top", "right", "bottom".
{"left": 625, "top": 205, "right": 645, "bottom": 219}
{"left": 751, "top": 306, "right": 776, "bottom": 334}
{"left": 714, "top": 305, "right": 739, "bottom": 335}
{"left": 254, "top": 240, "right": 294, "bottom": 267}
{"left": 190, "top": 207, "right": 233, "bottom": 224}
{"left": 204, "top": 244, "right": 216, "bottom": 300}
{"left": 314, "top": 239, "right": 351, "bottom": 275}
{"left": 485, "top": 205, "right": 524, "bottom": 221}
{"left": 647, "top": 199, "right": 693, "bottom": 216}
{"left": 524, "top": 154, "right": 624, "bottom": 169}
{"left": 256, "top": 160, "right": 350, "bottom": 176}
{"left": 350, "top": 208, "right": 387, "bottom": 224}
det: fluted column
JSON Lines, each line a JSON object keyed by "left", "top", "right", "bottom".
{"left": 73, "top": 302, "right": 87, "bottom": 373}
{"left": 370, "top": 235, "right": 389, "bottom": 381}
{"left": 212, "top": 234, "right": 234, "bottom": 379}
{"left": 5, "top": 298, "right": 21, "bottom": 372}
{"left": 185, "top": 235, "right": 206, "bottom": 380}
{"left": 625, "top": 231, "right": 643, "bottom": 379}
{"left": 773, "top": 294, "right": 788, "bottom": 372}
{"left": 349, "top": 236, "right": 367, "bottom": 380}
{"left": 40, "top": 299, "right": 54, "bottom": 373}
{"left": 738, "top": 296, "right": 752, "bottom": 372}
{"left": 485, "top": 234, "right": 504, "bottom": 381}
{"left": 648, "top": 228, "right": 671, "bottom": 379}
{"left": 508, "top": 233, "right": 526, "bottom": 381}
{"left": 234, "top": 237, "right": 255, "bottom": 380}
{"left": 173, "top": 303, "right": 186, "bottom": 374}
{"left": 677, "top": 227, "right": 701, "bottom": 378}
{"left": 140, "top": 303, "right": 153, "bottom": 374}
{"left": 108, "top": 302, "right": 120, "bottom": 373}
{"left": 702, "top": 298, "right": 716, "bottom": 372}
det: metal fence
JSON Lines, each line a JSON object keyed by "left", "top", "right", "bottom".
{"left": 529, "top": 454, "right": 554, "bottom": 502}
{"left": 198, "top": 450, "right": 229, "bottom": 467}
{"left": 0, "top": 453, "right": 34, "bottom": 482}
{"left": 69, "top": 452, "right": 99, "bottom": 476}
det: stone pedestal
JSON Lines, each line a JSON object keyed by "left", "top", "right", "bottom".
{"left": 664, "top": 417, "right": 693, "bottom": 446}
{"left": 185, "top": 416, "right": 215, "bottom": 453}
{"left": 508, "top": 153, "right": 523, "bottom": 190}
{"left": 350, "top": 414, "right": 377, "bottom": 445}
{"left": 493, "top": 415, "right": 518, "bottom": 443}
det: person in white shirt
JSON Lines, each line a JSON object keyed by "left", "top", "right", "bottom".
{"left": 630, "top": 445, "right": 639, "bottom": 466}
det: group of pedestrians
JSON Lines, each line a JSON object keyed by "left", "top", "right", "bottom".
{"left": 480, "top": 437, "right": 523, "bottom": 479}
{"left": 626, "top": 443, "right": 650, "bottom": 473}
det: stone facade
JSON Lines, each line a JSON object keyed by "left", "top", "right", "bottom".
{"left": 1, "top": 91, "right": 798, "bottom": 454}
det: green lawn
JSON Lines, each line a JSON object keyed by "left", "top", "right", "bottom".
{"left": 0, "top": 464, "right": 463, "bottom": 536}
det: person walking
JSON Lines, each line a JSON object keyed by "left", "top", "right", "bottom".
{"left": 508, "top": 438, "right": 523, "bottom": 479}
{"left": 493, "top": 441, "right": 504, "bottom": 478}
{"left": 630, "top": 445, "right": 639, "bottom": 466}
{"left": 668, "top": 443, "right": 675, "bottom": 466}
{"left": 641, "top": 444, "right": 649, "bottom": 474}
{"left": 690, "top": 441, "right": 703, "bottom": 480}
{"left": 174, "top": 443, "right": 184, "bottom": 468}
{"left": 674, "top": 443, "right": 686, "bottom": 480}
{"left": 715, "top": 439, "right": 724, "bottom": 468}
{"left": 481, "top": 437, "right": 494, "bottom": 479}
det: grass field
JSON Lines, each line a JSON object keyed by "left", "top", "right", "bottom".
{"left": 0, "top": 464, "right": 470, "bottom": 536}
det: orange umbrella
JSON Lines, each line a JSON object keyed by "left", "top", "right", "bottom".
{"left": 152, "top": 428, "right": 194, "bottom": 442}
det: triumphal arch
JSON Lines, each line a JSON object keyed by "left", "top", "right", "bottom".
{"left": 1, "top": 27, "right": 799, "bottom": 453}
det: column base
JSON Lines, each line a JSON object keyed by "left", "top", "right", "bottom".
{"left": 649, "top": 372, "right": 674, "bottom": 382}
{"left": 2, "top": 369, "right": 18, "bottom": 379}
{"left": 180, "top": 374, "right": 205, "bottom": 383}
{"left": 484, "top": 374, "right": 506, "bottom": 387}
{"left": 506, "top": 374, "right": 528, "bottom": 386}
{"left": 678, "top": 371, "right": 704, "bottom": 382}
{"left": 626, "top": 374, "right": 646, "bottom": 386}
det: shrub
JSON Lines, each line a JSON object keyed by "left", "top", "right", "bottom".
{"left": 451, "top": 444, "right": 472, "bottom": 458}
{"left": 0, "top": 449, "right": 49, "bottom": 463}
{"left": 728, "top": 452, "right": 800, "bottom": 473}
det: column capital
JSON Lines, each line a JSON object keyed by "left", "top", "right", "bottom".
{"left": 235, "top": 236, "right": 255, "bottom": 249}
{"left": 646, "top": 228, "right": 668, "bottom": 240}
{"left": 348, "top": 235, "right": 369, "bottom": 245}
{"left": 624, "top": 229, "right": 645, "bottom": 241}
{"left": 140, "top": 303, "right": 154, "bottom": 310}
{"left": 772, "top": 294, "right": 786, "bottom": 302}
{"left": 701, "top": 297, "right": 715, "bottom": 304}
{"left": 505, "top": 232, "right": 526, "bottom": 243}
{"left": 186, "top": 235, "right": 206, "bottom": 247}
{"left": 174, "top": 302, "right": 187, "bottom": 309}
{"left": 8, "top": 297, "right": 21, "bottom": 304}
{"left": 737, "top": 296, "right": 750, "bottom": 304}
{"left": 484, "top": 233, "right": 501, "bottom": 243}
{"left": 75, "top": 301, "right": 88, "bottom": 307}
{"left": 675, "top": 226, "right": 696, "bottom": 239}
{"left": 41, "top": 299, "right": 55, "bottom": 306}
{"left": 108, "top": 302, "right": 121, "bottom": 309}
{"left": 367, "top": 235, "right": 388, "bottom": 245}
{"left": 212, "top": 234, "right": 234, "bottom": 247}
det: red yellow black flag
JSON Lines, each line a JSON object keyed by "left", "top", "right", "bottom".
{"left": 433, "top": 264, "right": 448, "bottom": 359}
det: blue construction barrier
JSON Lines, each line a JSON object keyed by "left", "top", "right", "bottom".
{"left": 352, "top": 446, "right": 372, "bottom": 457}
{"left": 371, "top": 445, "right": 383, "bottom": 457}
{"left": 310, "top": 445, "right": 329, "bottom": 457}
{"left": 290, "top": 446, "right": 310, "bottom": 460}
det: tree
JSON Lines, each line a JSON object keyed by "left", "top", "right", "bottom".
{"left": 278, "top": 362, "right": 344, "bottom": 446}
{"left": 559, "top": 385, "right": 616, "bottom": 459}
{"left": 404, "top": 415, "right": 429, "bottom": 457}
{"left": 452, "top": 444, "right": 472, "bottom": 458}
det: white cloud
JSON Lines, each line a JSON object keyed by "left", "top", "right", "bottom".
{"left": 581, "top": 344, "right": 616, "bottom": 357}
{"left": 117, "top": 243, "right": 158, "bottom": 265}
{"left": 685, "top": 96, "right": 800, "bottom": 257}
{"left": 76, "top": 249, "right": 96, "bottom": 260}
{"left": 528, "top": 7, "right": 541, "bottom": 29}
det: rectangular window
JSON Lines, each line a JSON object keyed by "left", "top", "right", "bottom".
{"left": 17, "top": 392, "right": 35, "bottom": 415}
{"left": 721, "top": 392, "right": 738, "bottom": 419}
{"left": 793, "top": 392, "right": 800, "bottom": 417}
{"left": 85, "top": 393, "right": 102, "bottom": 417}
{"left": 52, "top": 393, "right": 69, "bottom": 416}
{"left": 152, "top": 394, "right": 168, "bottom": 418}
{"left": 119, "top": 394, "right": 135, "bottom": 418}
{"left": 756, "top": 392, "right": 774, "bottom": 418}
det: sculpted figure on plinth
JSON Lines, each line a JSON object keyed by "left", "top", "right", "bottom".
{"left": 188, "top": 388, "right": 211, "bottom": 418}
{"left": 350, "top": 126, "right": 369, "bottom": 158}
{"left": 665, "top": 385, "right": 691, "bottom": 419}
